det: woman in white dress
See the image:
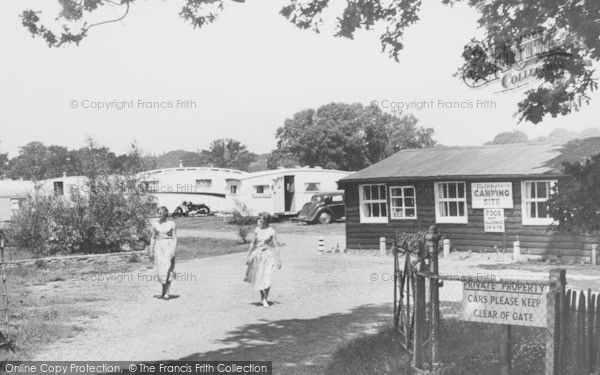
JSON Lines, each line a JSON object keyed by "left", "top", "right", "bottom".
{"left": 245, "top": 212, "right": 282, "bottom": 307}
{"left": 149, "top": 206, "right": 177, "bottom": 300}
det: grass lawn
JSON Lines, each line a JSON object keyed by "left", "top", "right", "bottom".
{"left": 327, "top": 317, "right": 547, "bottom": 375}
{"left": 0, "top": 236, "right": 246, "bottom": 361}
{"left": 173, "top": 215, "right": 345, "bottom": 236}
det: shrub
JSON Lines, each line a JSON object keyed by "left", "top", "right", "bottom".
{"left": 228, "top": 200, "right": 257, "bottom": 243}
{"left": 6, "top": 175, "right": 153, "bottom": 255}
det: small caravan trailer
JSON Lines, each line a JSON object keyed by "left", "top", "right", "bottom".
{"left": 138, "top": 165, "right": 248, "bottom": 214}
{"left": 0, "top": 180, "right": 34, "bottom": 227}
{"left": 226, "top": 167, "right": 351, "bottom": 216}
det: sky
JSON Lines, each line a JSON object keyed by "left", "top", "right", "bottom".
{"left": 1, "top": 0, "right": 599, "bottom": 157}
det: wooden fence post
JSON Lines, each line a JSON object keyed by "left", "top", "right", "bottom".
{"left": 426, "top": 225, "right": 441, "bottom": 367}
{"left": 547, "top": 269, "right": 565, "bottom": 375}
{"left": 414, "top": 272, "right": 426, "bottom": 368}
{"left": 500, "top": 325, "right": 512, "bottom": 375}
{"left": 393, "top": 232, "right": 399, "bottom": 329}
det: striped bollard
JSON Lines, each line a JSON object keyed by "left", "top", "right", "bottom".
{"left": 318, "top": 236, "right": 324, "bottom": 255}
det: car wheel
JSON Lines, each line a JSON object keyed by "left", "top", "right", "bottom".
{"left": 172, "top": 208, "right": 183, "bottom": 218}
{"left": 198, "top": 205, "right": 210, "bottom": 215}
{"left": 318, "top": 212, "right": 333, "bottom": 224}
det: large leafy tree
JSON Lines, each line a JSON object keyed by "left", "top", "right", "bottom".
{"left": 549, "top": 152, "right": 600, "bottom": 235}
{"left": 20, "top": 1, "right": 599, "bottom": 124}
{"left": 269, "top": 102, "right": 435, "bottom": 171}
{"left": 201, "top": 138, "right": 257, "bottom": 171}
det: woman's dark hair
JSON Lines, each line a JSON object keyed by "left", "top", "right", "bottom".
{"left": 258, "top": 212, "right": 271, "bottom": 226}
{"left": 157, "top": 206, "right": 169, "bottom": 216}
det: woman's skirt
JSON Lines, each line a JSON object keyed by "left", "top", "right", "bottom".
{"left": 245, "top": 247, "right": 275, "bottom": 290}
{"left": 154, "top": 238, "right": 176, "bottom": 284}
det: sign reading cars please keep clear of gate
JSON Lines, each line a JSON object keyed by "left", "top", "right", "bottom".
{"left": 462, "top": 281, "right": 548, "bottom": 327}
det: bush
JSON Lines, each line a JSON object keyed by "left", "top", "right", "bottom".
{"left": 227, "top": 200, "right": 257, "bottom": 243}
{"left": 6, "top": 175, "right": 153, "bottom": 255}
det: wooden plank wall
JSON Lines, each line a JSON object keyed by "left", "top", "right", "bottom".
{"left": 344, "top": 179, "right": 598, "bottom": 260}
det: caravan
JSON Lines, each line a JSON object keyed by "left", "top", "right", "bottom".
{"left": 225, "top": 167, "right": 351, "bottom": 216}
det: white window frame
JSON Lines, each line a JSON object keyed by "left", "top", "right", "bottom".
{"left": 253, "top": 185, "right": 271, "bottom": 198}
{"left": 195, "top": 179, "right": 212, "bottom": 189}
{"left": 434, "top": 181, "right": 468, "bottom": 224}
{"left": 10, "top": 198, "right": 21, "bottom": 211}
{"left": 521, "top": 180, "right": 557, "bottom": 226}
{"left": 359, "top": 184, "right": 388, "bottom": 224}
{"left": 389, "top": 186, "right": 417, "bottom": 220}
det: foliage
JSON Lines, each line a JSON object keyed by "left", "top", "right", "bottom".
{"left": 270, "top": 102, "right": 435, "bottom": 171}
{"left": 548, "top": 152, "right": 600, "bottom": 234}
{"left": 227, "top": 200, "right": 257, "bottom": 243}
{"left": 200, "top": 138, "right": 257, "bottom": 171}
{"left": 19, "top": 1, "right": 600, "bottom": 124}
{"left": 486, "top": 130, "right": 530, "bottom": 145}
{"left": 6, "top": 140, "right": 154, "bottom": 255}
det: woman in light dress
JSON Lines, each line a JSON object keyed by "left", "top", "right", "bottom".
{"left": 245, "top": 212, "right": 282, "bottom": 307}
{"left": 149, "top": 206, "right": 177, "bottom": 300}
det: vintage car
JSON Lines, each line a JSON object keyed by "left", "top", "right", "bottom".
{"left": 296, "top": 191, "right": 345, "bottom": 224}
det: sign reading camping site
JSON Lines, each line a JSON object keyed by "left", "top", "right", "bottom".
{"left": 462, "top": 281, "right": 547, "bottom": 327}
{"left": 471, "top": 182, "right": 513, "bottom": 208}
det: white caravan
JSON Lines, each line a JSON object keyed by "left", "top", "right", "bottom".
{"left": 138, "top": 165, "right": 248, "bottom": 214}
{"left": 225, "top": 167, "right": 351, "bottom": 216}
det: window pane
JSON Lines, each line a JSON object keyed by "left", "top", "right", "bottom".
{"left": 528, "top": 182, "right": 536, "bottom": 198}
{"left": 405, "top": 198, "right": 415, "bottom": 208}
{"left": 372, "top": 186, "right": 379, "bottom": 200}
{"left": 440, "top": 202, "right": 448, "bottom": 216}
{"left": 363, "top": 203, "right": 372, "bottom": 217}
{"left": 406, "top": 208, "right": 415, "bottom": 217}
{"left": 458, "top": 183, "right": 465, "bottom": 198}
{"left": 537, "top": 182, "right": 548, "bottom": 198}
{"left": 364, "top": 186, "right": 371, "bottom": 200}
{"left": 373, "top": 203, "right": 380, "bottom": 216}
{"left": 380, "top": 203, "right": 387, "bottom": 216}
{"left": 380, "top": 185, "right": 387, "bottom": 199}
{"left": 448, "top": 183, "right": 457, "bottom": 198}
{"left": 390, "top": 187, "right": 400, "bottom": 197}
{"left": 458, "top": 202, "right": 465, "bottom": 216}
{"left": 538, "top": 202, "right": 549, "bottom": 218}
{"left": 405, "top": 187, "right": 415, "bottom": 197}
{"left": 438, "top": 183, "right": 445, "bottom": 198}
{"left": 392, "top": 198, "right": 403, "bottom": 207}
{"left": 392, "top": 208, "right": 402, "bottom": 218}
{"left": 528, "top": 202, "right": 536, "bottom": 218}
{"left": 449, "top": 202, "right": 458, "bottom": 216}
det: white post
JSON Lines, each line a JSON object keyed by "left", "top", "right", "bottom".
{"left": 379, "top": 237, "right": 386, "bottom": 256}
{"left": 592, "top": 244, "right": 597, "bottom": 265}
{"left": 513, "top": 240, "right": 520, "bottom": 262}
{"left": 443, "top": 239, "right": 450, "bottom": 258}
{"left": 318, "top": 236, "right": 324, "bottom": 255}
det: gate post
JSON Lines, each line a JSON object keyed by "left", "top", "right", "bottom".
{"left": 414, "top": 271, "right": 426, "bottom": 368}
{"left": 426, "top": 225, "right": 441, "bottom": 366}
{"left": 547, "top": 269, "right": 566, "bottom": 375}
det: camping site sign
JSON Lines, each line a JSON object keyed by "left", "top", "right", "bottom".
{"left": 471, "top": 182, "right": 513, "bottom": 209}
{"left": 462, "top": 280, "right": 547, "bottom": 327}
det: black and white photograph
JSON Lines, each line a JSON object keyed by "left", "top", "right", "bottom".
{"left": 1, "top": 1, "right": 600, "bottom": 374}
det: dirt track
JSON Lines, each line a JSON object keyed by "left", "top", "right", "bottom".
{"left": 33, "top": 230, "right": 600, "bottom": 374}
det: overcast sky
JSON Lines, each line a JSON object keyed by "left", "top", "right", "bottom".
{"left": 1, "top": 0, "right": 599, "bottom": 157}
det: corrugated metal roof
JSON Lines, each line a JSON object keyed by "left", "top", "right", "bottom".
{"left": 341, "top": 137, "right": 600, "bottom": 182}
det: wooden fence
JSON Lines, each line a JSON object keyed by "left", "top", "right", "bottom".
{"left": 562, "top": 289, "right": 600, "bottom": 374}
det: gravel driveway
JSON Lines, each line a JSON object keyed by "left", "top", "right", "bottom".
{"left": 33, "top": 230, "right": 600, "bottom": 374}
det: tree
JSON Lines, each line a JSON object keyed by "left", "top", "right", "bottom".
{"left": 548, "top": 152, "right": 600, "bottom": 235}
{"left": 269, "top": 102, "right": 435, "bottom": 171}
{"left": 486, "top": 130, "right": 530, "bottom": 145}
{"left": 20, "top": 1, "right": 599, "bottom": 125}
{"left": 8, "top": 142, "right": 51, "bottom": 180}
{"left": 201, "top": 138, "right": 257, "bottom": 171}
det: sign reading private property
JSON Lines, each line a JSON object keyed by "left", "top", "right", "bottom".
{"left": 471, "top": 182, "right": 513, "bottom": 208}
{"left": 462, "top": 281, "right": 547, "bottom": 327}
{"left": 484, "top": 208, "right": 505, "bottom": 232}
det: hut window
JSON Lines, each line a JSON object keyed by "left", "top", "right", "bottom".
{"left": 253, "top": 185, "right": 271, "bottom": 197}
{"left": 359, "top": 184, "right": 388, "bottom": 223}
{"left": 230, "top": 185, "right": 237, "bottom": 194}
{"left": 54, "top": 181, "right": 64, "bottom": 196}
{"left": 434, "top": 182, "right": 468, "bottom": 224}
{"left": 390, "top": 186, "right": 417, "bottom": 219}
{"left": 521, "top": 180, "right": 556, "bottom": 225}
{"left": 195, "top": 179, "right": 212, "bottom": 189}
{"left": 10, "top": 198, "right": 21, "bottom": 211}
